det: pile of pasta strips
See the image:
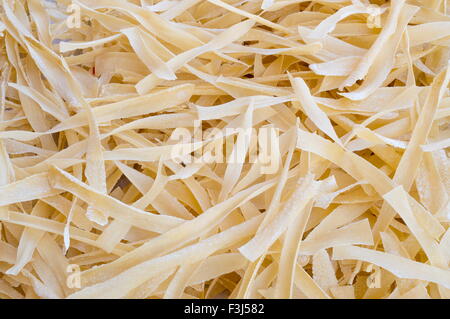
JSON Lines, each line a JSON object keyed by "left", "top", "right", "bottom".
{"left": 0, "top": 0, "right": 449, "bottom": 299}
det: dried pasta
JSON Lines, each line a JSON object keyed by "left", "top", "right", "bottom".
{"left": 0, "top": 0, "right": 448, "bottom": 299}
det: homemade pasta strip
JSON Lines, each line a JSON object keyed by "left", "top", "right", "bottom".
{"left": 0, "top": 0, "right": 448, "bottom": 300}
{"left": 333, "top": 245, "right": 450, "bottom": 289}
